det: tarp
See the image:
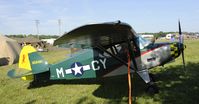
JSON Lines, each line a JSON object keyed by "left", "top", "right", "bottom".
{"left": 0, "top": 35, "right": 21, "bottom": 66}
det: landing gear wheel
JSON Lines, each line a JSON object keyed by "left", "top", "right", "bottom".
{"left": 146, "top": 84, "right": 159, "bottom": 94}
{"left": 28, "top": 81, "right": 38, "bottom": 89}
{"left": 28, "top": 72, "right": 50, "bottom": 89}
{"left": 149, "top": 73, "right": 156, "bottom": 82}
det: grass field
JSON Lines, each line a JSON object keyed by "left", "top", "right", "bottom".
{"left": 0, "top": 40, "right": 199, "bottom": 104}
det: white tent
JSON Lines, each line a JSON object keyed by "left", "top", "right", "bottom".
{"left": 0, "top": 35, "right": 21, "bottom": 66}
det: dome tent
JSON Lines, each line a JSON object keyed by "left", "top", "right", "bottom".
{"left": 0, "top": 35, "right": 21, "bottom": 66}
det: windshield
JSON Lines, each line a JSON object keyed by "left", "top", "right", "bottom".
{"left": 135, "top": 35, "right": 151, "bottom": 49}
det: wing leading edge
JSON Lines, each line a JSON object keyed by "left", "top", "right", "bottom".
{"left": 54, "top": 21, "right": 136, "bottom": 48}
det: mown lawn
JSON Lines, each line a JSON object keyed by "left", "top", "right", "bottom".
{"left": 0, "top": 40, "right": 199, "bottom": 104}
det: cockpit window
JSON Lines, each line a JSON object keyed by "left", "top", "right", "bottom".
{"left": 135, "top": 35, "right": 151, "bottom": 49}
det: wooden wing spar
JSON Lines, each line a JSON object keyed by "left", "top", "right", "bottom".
{"left": 54, "top": 21, "right": 137, "bottom": 48}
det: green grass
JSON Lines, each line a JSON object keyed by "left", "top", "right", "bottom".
{"left": 0, "top": 40, "right": 199, "bottom": 104}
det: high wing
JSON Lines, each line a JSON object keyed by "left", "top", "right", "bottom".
{"left": 54, "top": 21, "right": 137, "bottom": 48}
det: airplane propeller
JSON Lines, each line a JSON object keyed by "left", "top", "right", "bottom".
{"left": 178, "top": 20, "right": 186, "bottom": 72}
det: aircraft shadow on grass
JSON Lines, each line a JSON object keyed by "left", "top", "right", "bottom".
{"left": 27, "top": 62, "right": 199, "bottom": 104}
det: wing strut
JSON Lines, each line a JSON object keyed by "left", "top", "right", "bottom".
{"left": 97, "top": 37, "right": 138, "bottom": 104}
{"left": 127, "top": 37, "right": 138, "bottom": 70}
{"left": 96, "top": 44, "right": 135, "bottom": 71}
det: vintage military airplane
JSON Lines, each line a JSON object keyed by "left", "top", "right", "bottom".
{"left": 7, "top": 21, "right": 186, "bottom": 94}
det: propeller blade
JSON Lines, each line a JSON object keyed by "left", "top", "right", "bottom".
{"left": 181, "top": 50, "right": 186, "bottom": 70}
{"left": 178, "top": 20, "right": 186, "bottom": 72}
{"left": 178, "top": 20, "right": 183, "bottom": 43}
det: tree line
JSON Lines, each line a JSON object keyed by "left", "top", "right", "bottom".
{"left": 140, "top": 31, "right": 199, "bottom": 38}
{"left": 6, "top": 34, "right": 59, "bottom": 39}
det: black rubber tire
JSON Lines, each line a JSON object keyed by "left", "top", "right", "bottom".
{"left": 146, "top": 85, "right": 159, "bottom": 94}
{"left": 149, "top": 73, "right": 156, "bottom": 82}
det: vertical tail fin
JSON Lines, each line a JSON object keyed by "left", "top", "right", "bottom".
{"left": 19, "top": 45, "right": 37, "bottom": 70}
{"left": 19, "top": 45, "right": 49, "bottom": 80}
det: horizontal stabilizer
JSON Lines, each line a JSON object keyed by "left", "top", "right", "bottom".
{"left": 7, "top": 69, "right": 32, "bottom": 78}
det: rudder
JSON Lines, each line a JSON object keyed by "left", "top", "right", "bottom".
{"left": 19, "top": 45, "right": 49, "bottom": 80}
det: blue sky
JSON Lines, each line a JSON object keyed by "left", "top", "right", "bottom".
{"left": 0, "top": 0, "right": 198, "bottom": 35}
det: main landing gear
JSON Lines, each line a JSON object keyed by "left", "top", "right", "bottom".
{"left": 146, "top": 73, "right": 159, "bottom": 94}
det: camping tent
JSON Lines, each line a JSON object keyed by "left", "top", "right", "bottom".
{"left": 0, "top": 35, "right": 21, "bottom": 66}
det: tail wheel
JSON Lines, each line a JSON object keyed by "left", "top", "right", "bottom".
{"left": 33, "top": 71, "right": 50, "bottom": 83}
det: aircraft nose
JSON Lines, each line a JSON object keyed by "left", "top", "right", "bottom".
{"left": 170, "top": 42, "right": 186, "bottom": 58}
{"left": 170, "top": 43, "right": 180, "bottom": 58}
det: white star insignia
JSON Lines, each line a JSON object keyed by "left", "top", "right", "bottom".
{"left": 72, "top": 63, "right": 83, "bottom": 75}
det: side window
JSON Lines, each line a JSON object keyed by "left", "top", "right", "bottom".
{"left": 98, "top": 45, "right": 119, "bottom": 58}
{"left": 106, "top": 45, "right": 120, "bottom": 55}
{"left": 100, "top": 47, "right": 113, "bottom": 58}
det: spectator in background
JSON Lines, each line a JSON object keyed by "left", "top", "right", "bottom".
{"left": 170, "top": 35, "right": 175, "bottom": 42}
